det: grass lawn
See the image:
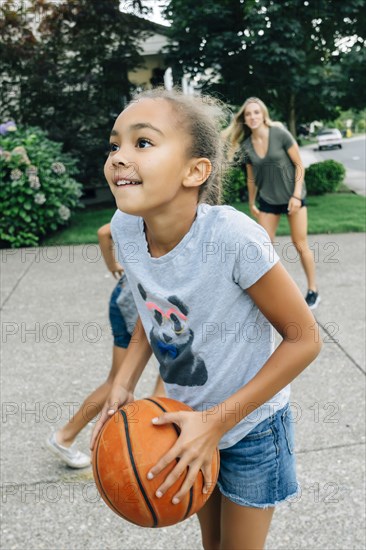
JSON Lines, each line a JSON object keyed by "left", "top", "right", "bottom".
{"left": 233, "top": 193, "right": 366, "bottom": 235}
{"left": 43, "top": 192, "right": 366, "bottom": 246}
{"left": 44, "top": 206, "right": 116, "bottom": 245}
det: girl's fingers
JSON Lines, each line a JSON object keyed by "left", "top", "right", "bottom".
{"left": 151, "top": 412, "right": 181, "bottom": 426}
{"left": 170, "top": 460, "right": 202, "bottom": 504}
{"left": 147, "top": 411, "right": 216, "bottom": 501}
{"left": 201, "top": 462, "right": 213, "bottom": 494}
{"left": 106, "top": 400, "right": 119, "bottom": 415}
{"left": 148, "top": 452, "right": 214, "bottom": 503}
{"left": 147, "top": 412, "right": 183, "bottom": 478}
{"left": 147, "top": 441, "right": 181, "bottom": 480}
{"left": 153, "top": 459, "right": 188, "bottom": 498}
{"left": 90, "top": 410, "right": 108, "bottom": 450}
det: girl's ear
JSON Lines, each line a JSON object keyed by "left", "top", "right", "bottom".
{"left": 183, "top": 158, "right": 212, "bottom": 189}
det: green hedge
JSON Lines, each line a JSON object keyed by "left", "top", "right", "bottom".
{"left": 223, "top": 166, "right": 248, "bottom": 204}
{"left": 223, "top": 159, "right": 347, "bottom": 201}
{"left": 305, "top": 160, "right": 346, "bottom": 195}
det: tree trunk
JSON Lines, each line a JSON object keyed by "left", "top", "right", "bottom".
{"left": 288, "top": 93, "right": 297, "bottom": 138}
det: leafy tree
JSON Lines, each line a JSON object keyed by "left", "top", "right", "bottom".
{"left": 163, "top": 0, "right": 365, "bottom": 135}
{"left": 162, "top": 1, "right": 250, "bottom": 104}
{"left": 337, "top": 43, "right": 366, "bottom": 111}
{"left": 0, "top": 1, "right": 38, "bottom": 120}
{"left": 1, "top": 0, "right": 151, "bottom": 185}
{"left": 239, "top": 0, "right": 365, "bottom": 133}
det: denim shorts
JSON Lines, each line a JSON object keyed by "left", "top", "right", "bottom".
{"left": 258, "top": 195, "right": 307, "bottom": 215}
{"left": 217, "top": 403, "right": 299, "bottom": 508}
{"left": 109, "top": 277, "right": 132, "bottom": 349}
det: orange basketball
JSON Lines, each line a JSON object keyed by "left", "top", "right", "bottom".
{"left": 92, "top": 396, "right": 220, "bottom": 527}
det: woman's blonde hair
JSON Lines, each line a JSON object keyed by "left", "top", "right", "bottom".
{"left": 222, "top": 97, "right": 274, "bottom": 161}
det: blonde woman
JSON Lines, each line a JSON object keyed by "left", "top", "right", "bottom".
{"left": 223, "top": 97, "right": 320, "bottom": 309}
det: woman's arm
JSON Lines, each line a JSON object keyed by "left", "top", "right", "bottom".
{"left": 246, "top": 163, "right": 260, "bottom": 219}
{"left": 286, "top": 143, "right": 305, "bottom": 215}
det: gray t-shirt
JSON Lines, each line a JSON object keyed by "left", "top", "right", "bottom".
{"left": 243, "top": 125, "right": 306, "bottom": 204}
{"left": 111, "top": 204, "right": 290, "bottom": 449}
{"left": 116, "top": 273, "right": 138, "bottom": 334}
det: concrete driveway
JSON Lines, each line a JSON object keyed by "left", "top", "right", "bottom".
{"left": 1, "top": 233, "right": 365, "bottom": 549}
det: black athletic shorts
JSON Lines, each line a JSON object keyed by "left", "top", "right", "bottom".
{"left": 258, "top": 196, "right": 307, "bottom": 215}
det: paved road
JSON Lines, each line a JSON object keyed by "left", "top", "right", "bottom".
{"left": 300, "top": 135, "right": 366, "bottom": 196}
{"left": 310, "top": 136, "right": 365, "bottom": 173}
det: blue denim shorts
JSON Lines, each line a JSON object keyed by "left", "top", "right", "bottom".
{"left": 109, "top": 277, "right": 132, "bottom": 349}
{"left": 217, "top": 403, "right": 299, "bottom": 508}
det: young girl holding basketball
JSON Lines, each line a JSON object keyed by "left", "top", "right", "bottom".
{"left": 91, "top": 88, "right": 322, "bottom": 550}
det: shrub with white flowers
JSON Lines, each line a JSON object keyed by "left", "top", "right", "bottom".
{"left": 0, "top": 122, "right": 83, "bottom": 247}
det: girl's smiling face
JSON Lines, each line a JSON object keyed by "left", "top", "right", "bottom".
{"left": 243, "top": 102, "right": 265, "bottom": 130}
{"left": 104, "top": 98, "right": 197, "bottom": 217}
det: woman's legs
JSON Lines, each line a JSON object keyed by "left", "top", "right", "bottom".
{"left": 257, "top": 212, "right": 281, "bottom": 243}
{"left": 287, "top": 207, "right": 317, "bottom": 291}
{"left": 57, "top": 345, "right": 127, "bottom": 446}
{"left": 197, "top": 487, "right": 275, "bottom": 550}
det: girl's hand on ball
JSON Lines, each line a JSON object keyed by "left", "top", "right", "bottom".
{"left": 90, "top": 386, "right": 134, "bottom": 450}
{"left": 147, "top": 410, "right": 223, "bottom": 503}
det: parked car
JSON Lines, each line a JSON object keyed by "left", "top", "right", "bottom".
{"left": 317, "top": 128, "right": 343, "bottom": 150}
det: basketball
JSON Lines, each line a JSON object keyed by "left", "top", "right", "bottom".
{"left": 92, "top": 396, "right": 220, "bottom": 527}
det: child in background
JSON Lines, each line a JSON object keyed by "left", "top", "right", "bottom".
{"left": 47, "top": 223, "right": 164, "bottom": 468}
{"left": 90, "top": 88, "right": 322, "bottom": 549}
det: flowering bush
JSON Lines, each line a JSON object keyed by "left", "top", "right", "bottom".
{"left": 0, "top": 123, "right": 83, "bottom": 247}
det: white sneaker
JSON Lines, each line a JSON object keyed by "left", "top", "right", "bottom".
{"left": 46, "top": 432, "right": 91, "bottom": 469}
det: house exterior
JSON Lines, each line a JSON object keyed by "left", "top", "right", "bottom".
{"left": 127, "top": 19, "right": 197, "bottom": 94}
{"left": 127, "top": 21, "right": 170, "bottom": 90}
